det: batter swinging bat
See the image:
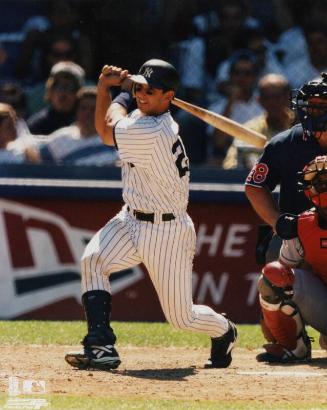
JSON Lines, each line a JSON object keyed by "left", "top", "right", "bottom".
{"left": 171, "top": 98, "right": 267, "bottom": 149}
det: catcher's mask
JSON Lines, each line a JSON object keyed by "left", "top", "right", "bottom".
{"left": 291, "top": 72, "right": 327, "bottom": 140}
{"left": 300, "top": 155, "right": 327, "bottom": 208}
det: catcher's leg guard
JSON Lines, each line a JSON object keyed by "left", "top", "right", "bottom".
{"left": 65, "top": 290, "right": 121, "bottom": 370}
{"left": 257, "top": 262, "right": 311, "bottom": 363}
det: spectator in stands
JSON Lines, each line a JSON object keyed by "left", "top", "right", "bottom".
{"left": 282, "top": 20, "right": 327, "bottom": 88}
{"left": 213, "top": 28, "right": 285, "bottom": 99}
{"left": 206, "top": 51, "right": 263, "bottom": 167}
{"left": 13, "top": 0, "right": 93, "bottom": 84}
{"left": 204, "top": 0, "right": 260, "bottom": 89}
{"left": 27, "top": 61, "right": 85, "bottom": 136}
{"left": 25, "top": 33, "right": 80, "bottom": 116}
{"left": 0, "top": 82, "right": 30, "bottom": 138}
{"left": 171, "top": 0, "right": 261, "bottom": 105}
{"left": 223, "top": 73, "right": 295, "bottom": 170}
{"left": 25, "top": 86, "right": 118, "bottom": 166}
{"left": 0, "top": 103, "right": 25, "bottom": 163}
{"left": 272, "top": 1, "right": 327, "bottom": 88}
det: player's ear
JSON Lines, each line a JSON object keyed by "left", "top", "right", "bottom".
{"left": 164, "top": 90, "right": 174, "bottom": 102}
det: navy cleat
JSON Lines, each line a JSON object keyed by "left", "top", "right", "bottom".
{"left": 205, "top": 321, "right": 238, "bottom": 368}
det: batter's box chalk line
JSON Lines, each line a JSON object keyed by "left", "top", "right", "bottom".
{"left": 237, "top": 371, "right": 326, "bottom": 377}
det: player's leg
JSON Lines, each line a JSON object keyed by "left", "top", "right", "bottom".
{"left": 141, "top": 216, "right": 237, "bottom": 368}
{"left": 257, "top": 261, "right": 311, "bottom": 363}
{"left": 65, "top": 209, "right": 141, "bottom": 370}
{"left": 292, "top": 268, "right": 327, "bottom": 353}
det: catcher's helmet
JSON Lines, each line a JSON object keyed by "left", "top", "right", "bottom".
{"left": 291, "top": 72, "right": 327, "bottom": 139}
{"left": 301, "top": 155, "right": 327, "bottom": 208}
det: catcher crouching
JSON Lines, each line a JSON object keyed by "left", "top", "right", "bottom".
{"left": 257, "top": 155, "right": 327, "bottom": 363}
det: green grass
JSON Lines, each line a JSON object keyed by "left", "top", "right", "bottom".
{"left": 1, "top": 394, "right": 326, "bottom": 410}
{"left": 1, "top": 395, "right": 326, "bottom": 410}
{"left": 0, "top": 320, "right": 321, "bottom": 349}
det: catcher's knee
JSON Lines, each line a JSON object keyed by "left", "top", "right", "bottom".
{"left": 258, "top": 261, "right": 295, "bottom": 310}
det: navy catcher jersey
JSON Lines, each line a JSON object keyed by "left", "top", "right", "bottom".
{"left": 245, "top": 124, "right": 327, "bottom": 215}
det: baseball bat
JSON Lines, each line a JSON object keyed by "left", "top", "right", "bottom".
{"left": 171, "top": 98, "right": 267, "bottom": 149}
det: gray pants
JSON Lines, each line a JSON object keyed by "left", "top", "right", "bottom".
{"left": 293, "top": 269, "right": 327, "bottom": 335}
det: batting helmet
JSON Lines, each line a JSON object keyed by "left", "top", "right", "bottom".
{"left": 301, "top": 155, "right": 327, "bottom": 208}
{"left": 130, "top": 59, "right": 179, "bottom": 92}
{"left": 291, "top": 72, "right": 327, "bottom": 139}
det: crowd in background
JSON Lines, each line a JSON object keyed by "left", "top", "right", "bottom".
{"left": 0, "top": 0, "right": 326, "bottom": 169}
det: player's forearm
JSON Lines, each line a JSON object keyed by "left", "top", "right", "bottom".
{"left": 95, "top": 87, "right": 114, "bottom": 145}
{"left": 245, "top": 184, "right": 280, "bottom": 229}
{"left": 95, "top": 65, "right": 129, "bottom": 146}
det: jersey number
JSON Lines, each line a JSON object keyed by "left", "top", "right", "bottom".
{"left": 247, "top": 162, "right": 269, "bottom": 184}
{"left": 172, "top": 139, "right": 189, "bottom": 178}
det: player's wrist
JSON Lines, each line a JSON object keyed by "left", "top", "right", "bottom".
{"left": 97, "top": 84, "right": 111, "bottom": 96}
{"left": 112, "top": 91, "right": 133, "bottom": 110}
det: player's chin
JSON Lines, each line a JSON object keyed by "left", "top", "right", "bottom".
{"left": 137, "top": 105, "right": 157, "bottom": 116}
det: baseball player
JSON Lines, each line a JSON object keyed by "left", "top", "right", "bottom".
{"left": 245, "top": 72, "right": 327, "bottom": 264}
{"left": 65, "top": 59, "right": 237, "bottom": 370}
{"left": 256, "top": 155, "right": 327, "bottom": 363}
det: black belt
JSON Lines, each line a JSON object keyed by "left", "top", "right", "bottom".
{"left": 127, "top": 207, "right": 175, "bottom": 223}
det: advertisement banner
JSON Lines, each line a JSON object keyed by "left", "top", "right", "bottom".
{"left": 0, "top": 197, "right": 262, "bottom": 323}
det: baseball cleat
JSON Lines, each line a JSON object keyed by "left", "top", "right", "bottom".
{"left": 65, "top": 344, "right": 121, "bottom": 370}
{"left": 205, "top": 321, "right": 238, "bottom": 368}
{"left": 256, "top": 337, "right": 312, "bottom": 364}
{"left": 256, "top": 351, "right": 311, "bottom": 364}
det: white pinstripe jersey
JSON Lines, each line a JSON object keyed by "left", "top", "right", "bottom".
{"left": 114, "top": 109, "right": 189, "bottom": 213}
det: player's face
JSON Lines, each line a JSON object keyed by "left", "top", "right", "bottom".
{"left": 134, "top": 84, "right": 173, "bottom": 115}
{"left": 309, "top": 97, "right": 327, "bottom": 144}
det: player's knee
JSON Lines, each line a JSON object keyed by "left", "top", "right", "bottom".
{"left": 81, "top": 252, "right": 106, "bottom": 279}
{"left": 258, "top": 261, "right": 295, "bottom": 310}
{"left": 164, "top": 315, "right": 180, "bottom": 330}
{"left": 262, "top": 261, "right": 294, "bottom": 288}
{"left": 164, "top": 311, "right": 190, "bottom": 331}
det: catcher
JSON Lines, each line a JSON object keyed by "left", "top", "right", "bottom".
{"left": 257, "top": 155, "right": 327, "bottom": 363}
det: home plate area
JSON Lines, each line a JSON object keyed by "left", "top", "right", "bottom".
{"left": 0, "top": 346, "right": 326, "bottom": 405}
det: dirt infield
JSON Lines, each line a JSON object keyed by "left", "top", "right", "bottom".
{"left": 0, "top": 346, "right": 326, "bottom": 406}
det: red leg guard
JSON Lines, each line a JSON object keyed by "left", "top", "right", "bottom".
{"left": 262, "top": 261, "right": 294, "bottom": 288}
{"left": 260, "top": 316, "right": 276, "bottom": 343}
{"left": 261, "top": 308, "right": 297, "bottom": 351}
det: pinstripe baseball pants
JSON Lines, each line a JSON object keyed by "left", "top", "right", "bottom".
{"left": 81, "top": 206, "right": 229, "bottom": 338}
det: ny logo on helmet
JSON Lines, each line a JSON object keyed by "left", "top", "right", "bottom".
{"left": 142, "top": 67, "right": 154, "bottom": 78}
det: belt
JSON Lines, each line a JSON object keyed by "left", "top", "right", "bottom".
{"left": 127, "top": 207, "right": 175, "bottom": 223}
